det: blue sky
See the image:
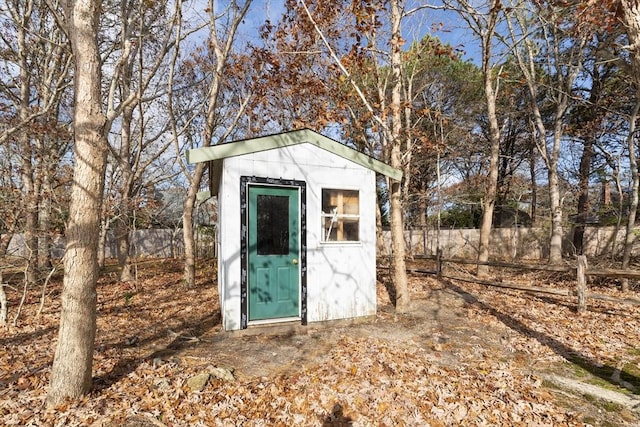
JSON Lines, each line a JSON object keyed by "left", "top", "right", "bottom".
{"left": 227, "top": 0, "right": 481, "bottom": 64}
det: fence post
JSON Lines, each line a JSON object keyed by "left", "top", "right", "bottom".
{"left": 436, "top": 247, "right": 443, "bottom": 278}
{"left": 576, "top": 255, "right": 588, "bottom": 313}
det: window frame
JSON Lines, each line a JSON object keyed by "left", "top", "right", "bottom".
{"left": 320, "top": 188, "right": 361, "bottom": 244}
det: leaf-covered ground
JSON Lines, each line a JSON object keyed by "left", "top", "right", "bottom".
{"left": 1, "top": 259, "right": 639, "bottom": 426}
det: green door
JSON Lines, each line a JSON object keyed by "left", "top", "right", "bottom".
{"left": 248, "top": 186, "right": 300, "bottom": 321}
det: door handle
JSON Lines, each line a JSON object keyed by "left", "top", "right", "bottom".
{"left": 292, "top": 258, "right": 299, "bottom": 265}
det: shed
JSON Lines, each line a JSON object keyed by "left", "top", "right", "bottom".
{"left": 186, "top": 129, "right": 402, "bottom": 331}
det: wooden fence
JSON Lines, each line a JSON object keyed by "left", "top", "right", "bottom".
{"left": 390, "top": 252, "right": 640, "bottom": 313}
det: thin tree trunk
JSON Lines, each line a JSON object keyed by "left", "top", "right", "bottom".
{"left": 182, "top": 0, "right": 251, "bottom": 287}
{"left": 573, "top": 137, "right": 594, "bottom": 255}
{"left": 115, "top": 23, "right": 136, "bottom": 282}
{"left": 48, "top": 0, "right": 107, "bottom": 405}
{"left": 38, "top": 162, "right": 53, "bottom": 270}
{"left": 477, "top": 2, "right": 502, "bottom": 277}
{"left": 375, "top": 192, "right": 386, "bottom": 258}
{"left": 548, "top": 133, "right": 564, "bottom": 264}
{"left": 573, "top": 62, "right": 603, "bottom": 255}
{"left": 477, "top": 13, "right": 501, "bottom": 277}
{"left": 182, "top": 163, "right": 205, "bottom": 287}
{"left": 389, "top": 0, "right": 409, "bottom": 312}
{"left": 622, "top": 97, "right": 640, "bottom": 290}
{"left": 529, "top": 141, "right": 537, "bottom": 225}
{"left": 17, "top": 0, "right": 38, "bottom": 286}
{"left": 620, "top": 1, "right": 640, "bottom": 289}
{"left": 97, "top": 207, "right": 109, "bottom": 269}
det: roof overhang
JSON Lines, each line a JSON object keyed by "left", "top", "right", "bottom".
{"left": 186, "top": 128, "right": 403, "bottom": 182}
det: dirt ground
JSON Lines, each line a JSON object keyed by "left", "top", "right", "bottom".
{"left": 173, "top": 273, "right": 640, "bottom": 427}
{"left": 3, "top": 258, "right": 639, "bottom": 426}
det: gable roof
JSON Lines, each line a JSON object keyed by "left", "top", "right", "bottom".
{"left": 186, "top": 128, "right": 402, "bottom": 181}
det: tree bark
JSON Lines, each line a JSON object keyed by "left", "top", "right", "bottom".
{"left": 115, "top": 100, "right": 135, "bottom": 282}
{"left": 548, "top": 124, "right": 564, "bottom": 265}
{"left": 48, "top": 0, "right": 107, "bottom": 406}
{"left": 476, "top": 1, "right": 501, "bottom": 277}
{"left": 375, "top": 193, "right": 387, "bottom": 258}
{"left": 621, "top": 97, "right": 640, "bottom": 290}
{"left": 182, "top": 0, "right": 251, "bottom": 287}
{"left": 17, "top": 0, "right": 38, "bottom": 286}
{"left": 38, "top": 160, "right": 53, "bottom": 270}
{"left": 573, "top": 61, "right": 603, "bottom": 255}
{"left": 389, "top": 0, "right": 409, "bottom": 312}
{"left": 182, "top": 163, "right": 206, "bottom": 287}
{"left": 620, "top": 1, "right": 640, "bottom": 290}
{"left": 573, "top": 137, "right": 594, "bottom": 255}
{"left": 529, "top": 141, "right": 537, "bottom": 225}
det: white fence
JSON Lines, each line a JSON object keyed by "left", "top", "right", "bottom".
{"left": 3, "top": 228, "right": 216, "bottom": 260}
{"left": 3, "top": 225, "right": 636, "bottom": 262}
{"left": 381, "top": 226, "right": 639, "bottom": 260}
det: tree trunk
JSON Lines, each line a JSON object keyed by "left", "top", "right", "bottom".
{"left": 38, "top": 162, "right": 53, "bottom": 270}
{"left": 48, "top": 0, "right": 107, "bottom": 406}
{"left": 388, "top": 0, "right": 409, "bottom": 312}
{"left": 573, "top": 137, "right": 594, "bottom": 255}
{"left": 548, "top": 144, "right": 563, "bottom": 264}
{"left": 181, "top": 0, "right": 251, "bottom": 286}
{"left": 17, "top": 2, "right": 38, "bottom": 286}
{"left": 375, "top": 193, "right": 387, "bottom": 258}
{"left": 114, "top": 24, "right": 136, "bottom": 282}
{"left": 573, "top": 60, "right": 603, "bottom": 255}
{"left": 97, "top": 206, "right": 109, "bottom": 269}
{"left": 182, "top": 163, "right": 206, "bottom": 287}
{"left": 115, "top": 218, "right": 132, "bottom": 281}
{"left": 529, "top": 142, "right": 537, "bottom": 225}
{"left": 622, "top": 97, "right": 640, "bottom": 290}
{"left": 620, "top": 1, "right": 640, "bottom": 290}
{"left": 22, "top": 151, "right": 39, "bottom": 285}
{"left": 477, "top": 5, "right": 501, "bottom": 277}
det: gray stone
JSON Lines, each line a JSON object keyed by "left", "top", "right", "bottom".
{"left": 209, "top": 366, "right": 235, "bottom": 382}
{"left": 186, "top": 373, "right": 210, "bottom": 392}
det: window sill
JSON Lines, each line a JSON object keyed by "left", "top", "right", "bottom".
{"left": 319, "top": 241, "right": 362, "bottom": 247}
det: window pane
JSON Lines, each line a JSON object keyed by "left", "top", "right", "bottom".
{"left": 321, "top": 189, "right": 359, "bottom": 242}
{"left": 257, "top": 195, "right": 289, "bottom": 255}
{"left": 342, "top": 190, "right": 359, "bottom": 215}
{"left": 342, "top": 218, "right": 359, "bottom": 241}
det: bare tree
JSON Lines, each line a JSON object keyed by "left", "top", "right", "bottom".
{"left": 445, "top": 0, "right": 505, "bottom": 276}
{"left": 619, "top": 0, "right": 640, "bottom": 287}
{"left": 178, "top": 0, "right": 252, "bottom": 288}
{"left": 299, "top": 0, "right": 411, "bottom": 310}
{"left": 505, "top": 0, "right": 588, "bottom": 264}
{"left": 48, "top": 0, "right": 187, "bottom": 404}
{"left": 47, "top": 0, "right": 108, "bottom": 405}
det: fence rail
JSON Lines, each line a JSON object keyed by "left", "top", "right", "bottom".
{"left": 382, "top": 253, "right": 640, "bottom": 312}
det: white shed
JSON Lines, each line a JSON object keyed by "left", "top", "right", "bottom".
{"left": 186, "top": 129, "right": 402, "bottom": 331}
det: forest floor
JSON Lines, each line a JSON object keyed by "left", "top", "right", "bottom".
{"left": 1, "top": 258, "right": 640, "bottom": 426}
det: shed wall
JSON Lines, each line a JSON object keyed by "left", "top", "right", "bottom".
{"left": 217, "top": 143, "right": 377, "bottom": 330}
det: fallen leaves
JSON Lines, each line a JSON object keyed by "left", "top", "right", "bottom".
{"left": 0, "top": 259, "right": 638, "bottom": 425}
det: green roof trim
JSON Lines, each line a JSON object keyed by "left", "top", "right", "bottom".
{"left": 186, "top": 128, "right": 402, "bottom": 181}
{"left": 196, "top": 190, "right": 211, "bottom": 201}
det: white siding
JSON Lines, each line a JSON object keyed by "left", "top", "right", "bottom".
{"left": 218, "top": 143, "right": 377, "bottom": 330}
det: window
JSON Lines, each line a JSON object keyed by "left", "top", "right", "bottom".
{"left": 321, "top": 189, "right": 359, "bottom": 242}
{"left": 256, "top": 194, "right": 289, "bottom": 255}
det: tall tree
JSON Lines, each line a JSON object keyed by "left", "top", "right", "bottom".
{"left": 0, "top": 0, "right": 72, "bottom": 285}
{"left": 106, "top": 0, "right": 182, "bottom": 282}
{"left": 617, "top": 0, "right": 640, "bottom": 286}
{"left": 180, "top": 0, "right": 252, "bottom": 288}
{"left": 48, "top": 0, "right": 186, "bottom": 404}
{"left": 445, "top": 0, "right": 505, "bottom": 275}
{"left": 47, "top": 0, "right": 108, "bottom": 405}
{"left": 570, "top": 34, "right": 620, "bottom": 254}
{"left": 506, "top": 0, "right": 589, "bottom": 264}
{"left": 299, "top": 0, "right": 413, "bottom": 310}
